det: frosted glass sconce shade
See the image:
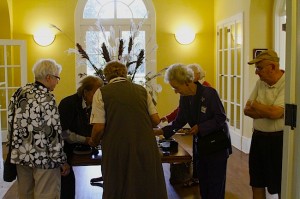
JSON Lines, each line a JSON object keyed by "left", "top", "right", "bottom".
{"left": 33, "top": 28, "right": 55, "bottom": 46}
{"left": 175, "top": 27, "right": 195, "bottom": 45}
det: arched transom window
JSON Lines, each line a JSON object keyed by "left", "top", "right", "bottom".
{"left": 75, "top": 0, "right": 156, "bottom": 85}
{"left": 83, "top": 0, "right": 147, "bottom": 19}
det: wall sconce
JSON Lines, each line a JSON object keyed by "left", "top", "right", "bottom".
{"left": 33, "top": 27, "right": 55, "bottom": 46}
{"left": 175, "top": 26, "right": 196, "bottom": 45}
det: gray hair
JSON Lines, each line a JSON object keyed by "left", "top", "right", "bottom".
{"left": 32, "top": 59, "right": 62, "bottom": 80}
{"left": 77, "top": 75, "right": 103, "bottom": 97}
{"left": 164, "top": 63, "right": 194, "bottom": 84}
{"left": 187, "top": 63, "right": 206, "bottom": 80}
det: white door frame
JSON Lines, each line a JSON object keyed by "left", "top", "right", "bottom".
{"left": 281, "top": 0, "right": 300, "bottom": 198}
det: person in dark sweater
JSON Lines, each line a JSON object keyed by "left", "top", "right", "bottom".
{"left": 155, "top": 63, "right": 231, "bottom": 199}
{"left": 58, "top": 75, "right": 103, "bottom": 199}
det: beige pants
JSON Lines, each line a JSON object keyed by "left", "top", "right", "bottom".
{"left": 16, "top": 165, "right": 61, "bottom": 199}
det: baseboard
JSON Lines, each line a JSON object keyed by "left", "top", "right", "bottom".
{"left": 229, "top": 129, "right": 251, "bottom": 154}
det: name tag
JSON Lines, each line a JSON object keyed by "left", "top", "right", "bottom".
{"left": 201, "top": 106, "right": 207, "bottom": 113}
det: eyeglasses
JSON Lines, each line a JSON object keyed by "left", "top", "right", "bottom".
{"left": 255, "top": 64, "right": 272, "bottom": 72}
{"left": 255, "top": 66, "right": 264, "bottom": 71}
{"left": 49, "top": 74, "right": 61, "bottom": 81}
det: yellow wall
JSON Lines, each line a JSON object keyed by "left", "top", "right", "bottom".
{"left": 0, "top": 0, "right": 11, "bottom": 38}
{"left": 1, "top": 0, "right": 274, "bottom": 120}
{"left": 153, "top": 0, "right": 214, "bottom": 116}
{"left": 10, "top": 0, "right": 77, "bottom": 101}
{"left": 2, "top": 0, "right": 215, "bottom": 117}
{"left": 249, "top": 0, "right": 274, "bottom": 51}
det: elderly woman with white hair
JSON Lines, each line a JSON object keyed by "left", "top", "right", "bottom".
{"left": 160, "top": 63, "right": 212, "bottom": 187}
{"left": 6, "top": 58, "right": 69, "bottom": 199}
{"left": 155, "top": 63, "right": 231, "bottom": 199}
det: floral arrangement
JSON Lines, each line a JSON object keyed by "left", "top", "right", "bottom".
{"left": 68, "top": 18, "right": 166, "bottom": 105}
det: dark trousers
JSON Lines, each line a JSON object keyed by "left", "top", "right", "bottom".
{"left": 196, "top": 150, "right": 228, "bottom": 199}
{"left": 61, "top": 167, "right": 75, "bottom": 199}
{"left": 192, "top": 135, "right": 197, "bottom": 178}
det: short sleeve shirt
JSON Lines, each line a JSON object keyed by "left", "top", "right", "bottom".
{"left": 248, "top": 72, "right": 285, "bottom": 132}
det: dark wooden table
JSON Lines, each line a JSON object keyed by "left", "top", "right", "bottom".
{"left": 70, "top": 144, "right": 192, "bottom": 166}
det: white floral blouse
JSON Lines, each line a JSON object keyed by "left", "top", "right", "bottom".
{"left": 7, "top": 82, "right": 67, "bottom": 169}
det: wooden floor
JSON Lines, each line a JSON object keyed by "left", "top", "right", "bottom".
{"left": 2, "top": 137, "right": 253, "bottom": 199}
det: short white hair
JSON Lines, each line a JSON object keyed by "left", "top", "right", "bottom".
{"left": 164, "top": 63, "right": 194, "bottom": 84}
{"left": 187, "top": 63, "right": 206, "bottom": 80}
{"left": 32, "top": 59, "right": 62, "bottom": 80}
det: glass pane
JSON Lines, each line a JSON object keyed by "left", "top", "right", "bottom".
{"left": 237, "top": 77, "right": 241, "bottom": 104}
{"left": 0, "top": 67, "right": 5, "bottom": 84}
{"left": 4, "top": 45, "right": 21, "bottom": 65}
{"left": 224, "top": 101, "right": 228, "bottom": 116}
{"left": 230, "top": 103, "right": 234, "bottom": 127}
{"left": 99, "top": 2, "right": 115, "bottom": 18}
{"left": 218, "top": 51, "right": 223, "bottom": 74}
{"left": 0, "top": 45, "right": 4, "bottom": 65}
{"left": 236, "top": 22, "right": 242, "bottom": 47}
{"left": 227, "top": 28, "right": 231, "bottom": 49}
{"left": 84, "top": 0, "right": 147, "bottom": 19}
{"left": 231, "top": 78, "right": 235, "bottom": 102}
{"left": 218, "top": 28, "right": 223, "bottom": 50}
{"left": 86, "top": 30, "right": 110, "bottom": 75}
{"left": 129, "top": 0, "right": 147, "bottom": 18}
{"left": 224, "top": 50, "right": 228, "bottom": 75}
{"left": 117, "top": 2, "right": 132, "bottom": 18}
{"left": 224, "top": 76, "right": 228, "bottom": 101}
{"left": 230, "top": 24, "right": 235, "bottom": 47}
{"left": 83, "top": 0, "right": 112, "bottom": 18}
{"left": 7, "top": 67, "right": 21, "bottom": 87}
{"left": 1, "top": 110, "right": 7, "bottom": 131}
{"left": 11, "top": 45, "right": 21, "bottom": 65}
{"left": 219, "top": 75, "right": 223, "bottom": 98}
{"left": 0, "top": 88, "right": 7, "bottom": 109}
{"left": 236, "top": 105, "right": 241, "bottom": 129}
{"left": 231, "top": 49, "right": 235, "bottom": 74}
{"left": 237, "top": 48, "right": 241, "bottom": 76}
{"left": 224, "top": 27, "right": 228, "bottom": 49}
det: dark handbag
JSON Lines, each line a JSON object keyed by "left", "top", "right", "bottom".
{"left": 197, "top": 128, "right": 230, "bottom": 155}
{"left": 3, "top": 150, "right": 17, "bottom": 182}
{"left": 3, "top": 102, "right": 17, "bottom": 182}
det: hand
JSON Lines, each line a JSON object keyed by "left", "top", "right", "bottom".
{"left": 160, "top": 117, "right": 168, "bottom": 123}
{"left": 84, "top": 137, "right": 91, "bottom": 145}
{"left": 186, "top": 125, "right": 199, "bottom": 135}
{"left": 153, "top": 128, "right": 163, "bottom": 136}
{"left": 88, "top": 138, "right": 98, "bottom": 147}
{"left": 61, "top": 163, "right": 70, "bottom": 176}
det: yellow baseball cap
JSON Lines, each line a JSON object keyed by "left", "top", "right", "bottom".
{"left": 248, "top": 50, "right": 280, "bottom": 65}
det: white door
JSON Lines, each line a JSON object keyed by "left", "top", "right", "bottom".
{"left": 216, "top": 13, "right": 244, "bottom": 152}
{"left": 0, "top": 39, "right": 27, "bottom": 143}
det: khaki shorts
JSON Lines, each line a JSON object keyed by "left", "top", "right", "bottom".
{"left": 16, "top": 165, "right": 61, "bottom": 199}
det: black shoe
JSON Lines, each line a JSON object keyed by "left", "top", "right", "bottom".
{"left": 90, "top": 182, "right": 103, "bottom": 187}
{"left": 90, "top": 176, "right": 103, "bottom": 183}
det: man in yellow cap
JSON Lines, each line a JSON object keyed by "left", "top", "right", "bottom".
{"left": 244, "top": 49, "right": 284, "bottom": 199}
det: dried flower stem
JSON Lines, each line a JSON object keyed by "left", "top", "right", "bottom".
{"left": 131, "top": 49, "right": 144, "bottom": 81}
{"left": 76, "top": 43, "right": 105, "bottom": 80}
